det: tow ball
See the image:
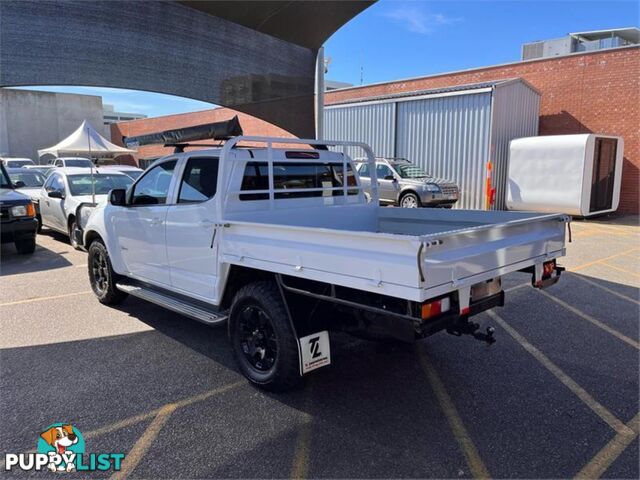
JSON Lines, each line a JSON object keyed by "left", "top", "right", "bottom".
{"left": 447, "top": 320, "right": 496, "bottom": 345}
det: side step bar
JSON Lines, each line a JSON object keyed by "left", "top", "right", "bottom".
{"left": 116, "top": 283, "right": 228, "bottom": 325}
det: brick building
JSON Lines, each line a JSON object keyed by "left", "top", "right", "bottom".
{"left": 113, "top": 45, "right": 639, "bottom": 213}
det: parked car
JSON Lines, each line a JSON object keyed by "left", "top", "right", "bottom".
{"left": 40, "top": 167, "right": 133, "bottom": 248}
{"left": 0, "top": 163, "right": 37, "bottom": 254}
{"left": 355, "top": 157, "right": 459, "bottom": 208}
{"left": 6, "top": 168, "right": 47, "bottom": 231}
{"left": 1, "top": 157, "right": 36, "bottom": 168}
{"left": 79, "top": 133, "right": 567, "bottom": 392}
{"left": 49, "top": 157, "right": 94, "bottom": 168}
{"left": 99, "top": 164, "right": 144, "bottom": 180}
{"left": 24, "top": 165, "right": 56, "bottom": 178}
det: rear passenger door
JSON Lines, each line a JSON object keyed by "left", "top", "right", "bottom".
{"left": 165, "top": 155, "right": 220, "bottom": 302}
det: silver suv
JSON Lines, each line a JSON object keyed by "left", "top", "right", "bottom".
{"left": 355, "top": 158, "right": 459, "bottom": 208}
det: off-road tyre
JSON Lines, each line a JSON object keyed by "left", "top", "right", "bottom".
{"left": 15, "top": 237, "right": 36, "bottom": 254}
{"left": 88, "top": 239, "right": 128, "bottom": 305}
{"left": 229, "top": 281, "right": 301, "bottom": 392}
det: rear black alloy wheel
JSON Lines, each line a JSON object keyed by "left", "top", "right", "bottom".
{"left": 87, "top": 240, "right": 127, "bottom": 305}
{"left": 229, "top": 281, "right": 301, "bottom": 391}
{"left": 238, "top": 305, "right": 278, "bottom": 372}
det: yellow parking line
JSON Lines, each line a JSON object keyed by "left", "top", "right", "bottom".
{"left": 505, "top": 283, "right": 528, "bottom": 293}
{"left": 574, "top": 412, "right": 639, "bottom": 479}
{"left": 600, "top": 262, "right": 640, "bottom": 278}
{"left": 417, "top": 348, "right": 491, "bottom": 479}
{"left": 110, "top": 404, "right": 177, "bottom": 480}
{"left": 290, "top": 379, "right": 315, "bottom": 480}
{"left": 536, "top": 290, "right": 640, "bottom": 350}
{"left": 0, "top": 290, "right": 92, "bottom": 307}
{"left": 290, "top": 412, "right": 312, "bottom": 479}
{"left": 488, "top": 311, "right": 633, "bottom": 435}
{"left": 570, "top": 274, "right": 640, "bottom": 306}
{"left": 571, "top": 248, "right": 640, "bottom": 272}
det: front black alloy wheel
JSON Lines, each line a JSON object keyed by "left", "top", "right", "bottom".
{"left": 88, "top": 240, "right": 127, "bottom": 305}
{"left": 229, "top": 281, "right": 301, "bottom": 391}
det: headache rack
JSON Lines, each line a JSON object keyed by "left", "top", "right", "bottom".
{"left": 216, "top": 136, "right": 379, "bottom": 219}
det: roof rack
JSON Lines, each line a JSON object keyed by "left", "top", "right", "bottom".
{"left": 123, "top": 116, "right": 243, "bottom": 152}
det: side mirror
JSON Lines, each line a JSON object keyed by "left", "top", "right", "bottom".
{"left": 384, "top": 174, "right": 395, "bottom": 181}
{"left": 14, "top": 180, "right": 25, "bottom": 188}
{"left": 109, "top": 189, "right": 127, "bottom": 206}
{"left": 48, "top": 190, "right": 64, "bottom": 199}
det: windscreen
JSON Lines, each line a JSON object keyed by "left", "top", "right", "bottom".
{"left": 67, "top": 174, "right": 133, "bottom": 196}
{"left": 64, "top": 159, "right": 94, "bottom": 168}
{"left": 393, "top": 162, "right": 430, "bottom": 179}
{"left": 6, "top": 160, "right": 34, "bottom": 168}
{"left": 7, "top": 170, "right": 45, "bottom": 187}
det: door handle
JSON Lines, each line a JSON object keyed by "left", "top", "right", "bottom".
{"left": 149, "top": 217, "right": 163, "bottom": 226}
{"left": 199, "top": 220, "right": 215, "bottom": 228}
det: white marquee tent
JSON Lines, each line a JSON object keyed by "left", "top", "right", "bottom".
{"left": 37, "top": 120, "right": 135, "bottom": 160}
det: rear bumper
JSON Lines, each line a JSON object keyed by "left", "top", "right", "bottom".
{"left": 416, "top": 291, "right": 505, "bottom": 338}
{"left": 1, "top": 218, "right": 38, "bottom": 243}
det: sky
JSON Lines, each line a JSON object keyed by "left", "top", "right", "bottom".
{"left": 12, "top": 0, "right": 639, "bottom": 118}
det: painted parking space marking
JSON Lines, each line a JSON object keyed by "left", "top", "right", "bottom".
{"left": 487, "top": 310, "right": 633, "bottom": 436}
{"left": 571, "top": 247, "right": 640, "bottom": 272}
{"left": 599, "top": 262, "right": 640, "bottom": 278}
{"left": 110, "top": 404, "right": 178, "bottom": 480}
{"left": 0, "top": 381, "right": 245, "bottom": 470}
{"left": 574, "top": 412, "right": 639, "bottom": 479}
{"left": 0, "top": 290, "right": 92, "bottom": 307}
{"left": 535, "top": 289, "right": 639, "bottom": 350}
{"left": 417, "top": 347, "right": 491, "bottom": 479}
{"left": 570, "top": 274, "right": 640, "bottom": 306}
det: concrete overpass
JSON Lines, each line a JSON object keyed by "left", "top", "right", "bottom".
{"left": 0, "top": 0, "right": 373, "bottom": 138}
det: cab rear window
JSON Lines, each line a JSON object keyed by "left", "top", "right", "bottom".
{"left": 240, "top": 162, "right": 357, "bottom": 200}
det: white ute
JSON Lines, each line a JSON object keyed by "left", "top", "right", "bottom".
{"left": 80, "top": 124, "right": 569, "bottom": 391}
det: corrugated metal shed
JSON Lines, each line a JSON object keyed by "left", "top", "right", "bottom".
{"left": 324, "top": 78, "right": 540, "bottom": 210}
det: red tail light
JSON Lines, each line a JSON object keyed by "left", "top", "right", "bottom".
{"left": 421, "top": 297, "right": 451, "bottom": 320}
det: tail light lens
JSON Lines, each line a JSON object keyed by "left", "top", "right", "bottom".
{"left": 543, "top": 260, "right": 556, "bottom": 277}
{"left": 421, "top": 297, "right": 451, "bottom": 320}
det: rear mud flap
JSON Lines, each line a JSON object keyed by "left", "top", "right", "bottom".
{"left": 298, "top": 331, "right": 331, "bottom": 375}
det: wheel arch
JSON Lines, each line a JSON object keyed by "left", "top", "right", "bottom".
{"left": 397, "top": 189, "right": 420, "bottom": 205}
{"left": 220, "top": 265, "right": 276, "bottom": 310}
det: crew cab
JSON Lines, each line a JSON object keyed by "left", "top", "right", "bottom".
{"left": 80, "top": 132, "right": 568, "bottom": 391}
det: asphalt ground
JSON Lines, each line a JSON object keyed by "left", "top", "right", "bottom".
{"left": 1, "top": 216, "right": 638, "bottom": 479}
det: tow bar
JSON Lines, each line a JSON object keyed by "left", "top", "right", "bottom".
{"left": 447, "top": 319, "right": 496, "bottom": 345}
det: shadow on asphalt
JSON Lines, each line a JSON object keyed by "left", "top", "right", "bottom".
{"left": 0, "top": 231, "right": 73, "bottom": 276}
{"left": 2, "top": 270, "right": 638, "bottom": 477}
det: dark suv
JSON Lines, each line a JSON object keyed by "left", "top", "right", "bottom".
{"left": 0, "top": 163, "right": 37, "bottom": 254}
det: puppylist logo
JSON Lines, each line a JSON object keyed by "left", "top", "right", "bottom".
{"left": 4, "top": 423, "right": 125, "bottom": 473}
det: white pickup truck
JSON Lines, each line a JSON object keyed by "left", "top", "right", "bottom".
{"left": 80, "top": 134, "right": 568, "bottom": 391}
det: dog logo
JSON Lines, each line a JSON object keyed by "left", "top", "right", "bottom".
{"left": 5, "top": 423, "right": 124, "bottom": 473}
{"left": 37, "top": 423, "right": 84, "bottom": 472}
